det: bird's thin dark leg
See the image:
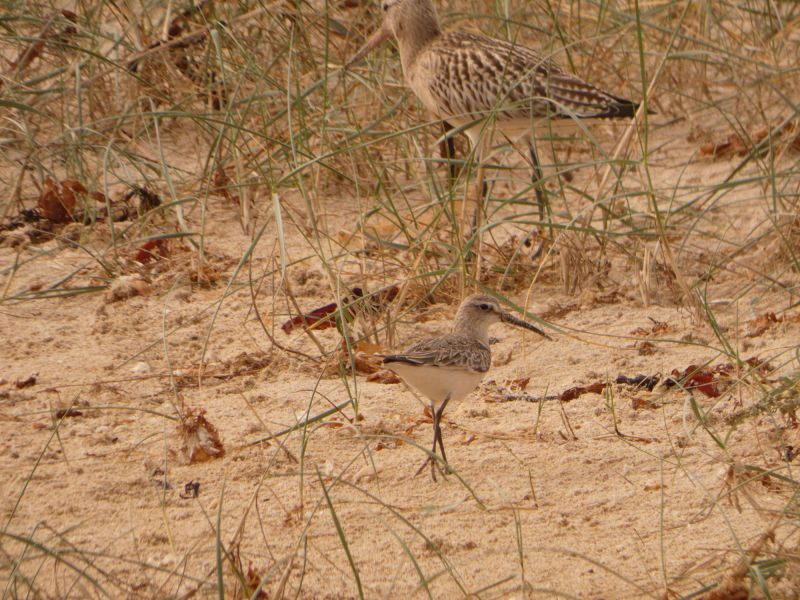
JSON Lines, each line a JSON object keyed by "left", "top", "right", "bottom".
{"left": 525, "top": 144, "right": 546, "bottom": 258}
{"left": 434, "top": 395, "right": 451, "bottom": 472}
{"left": 414, "top": 394, "right": 452, "bottom": 481}
{"left": 467, "top": 140, "right": 489, "bottom": 237}
{"left": 529, "top": 145, "right": 545, "bottom": 222}
{"left": 475, "top": 146, "right": 488, "bottom": 203}
{"left": 414, "top": 403, "right": 440, "bottom": 481}
{"left": 440, "top": 121, "right": 488, "bottom": 201}
{"left": 440, "top": 121, "right": 458, "bottom": 182}
{"left": 429, "top": 402, "right": 441, "bottom": 481}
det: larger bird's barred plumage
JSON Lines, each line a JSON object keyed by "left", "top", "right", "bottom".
{"left": 409, "top": 31, "right": 639, "bottom": 127}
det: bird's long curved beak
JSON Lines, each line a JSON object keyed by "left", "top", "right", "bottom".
{"left": 501, "top": 311, "right": 551, "bottom": 340}
{"left": 344, "top": 24, "right": 392, "bottom": 70}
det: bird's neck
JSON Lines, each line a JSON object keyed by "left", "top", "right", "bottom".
{"left": 452, "top": 313, "right": 490, "bottom": 346}
{"left": 394, "top": 1, "right": 442, "bottom": 72}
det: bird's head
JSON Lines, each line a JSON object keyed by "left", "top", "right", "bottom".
{"left": 344, "top": 0, "right": 441, "bottom": 70}
{"left": 455, "top": 293, "right": 551, "bottom": 341}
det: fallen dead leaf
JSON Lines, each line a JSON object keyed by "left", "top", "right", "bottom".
{"left": 743, "top": 312, "right": 781, "bottom": 338}
{"left": 38, "top": 176, "right": 75, "bottom": 223}
{"left": 637, "top": 340, "right": 658, "bottom": 356}
{"left": 630, "top": 397, "right": 659, "bottom": 410}
{"left": 244, "top": 563, "right": 270, "bottom": 599}
{"left": 179, "top": 408, "right": 225, "bottom": 463}
{"left": 55, "top": 408, "right": 83, "bottom": 419}
{"left": 367, "top": 369, "right": 401, "bottom": 384}
{"left": 559, "top": 382, "right": 606, "bottom": 402}
{"left": 630, "top": 318, "right": 671, "bottom": 337}
{"left": 665, "top": 366, "right": 720, "bottom": 398}
{"left": 105, "top": 275, "right": 151, "bottom": 302}
{"left": 134, "top": 238, "right": 170, "bottom": 264}
{"left": 616, "top": 374, "right": 661, "bottom": 391}
{"left": 281, "top": 302, "right": 338, "bottom": 334}
{"left": 174, "top": 352, "right": 273, "bottom": 385}
{"left": 699, "top": 134, "right": 747, "bottom": 158}
{"left": 353, "top": 352, "right": 383, "bottom": 375}
{"left": 61, "top": 180, "right": 88, "bottom": 195}
{"left": 15, "top": 375, "right": 37, "bottom": 389}
{"left": 541, "top": 302, "right": 580, "bottom": 320}
{"left": 699, "top": 122, "right": 798, "bottom": 160}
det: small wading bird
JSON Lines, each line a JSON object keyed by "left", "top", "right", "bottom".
{"left": 382, "top": 293, "right": 550, "bottom": 480}
{"left": 346, "top": 0, "right": 648, "bottom": 234}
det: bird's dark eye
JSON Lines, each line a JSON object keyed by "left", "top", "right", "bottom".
{"left": 479, "top": 303, "right": 490, "bottom": 311}
{"left": 382, "top": 2, "right": 389, "bottom": 11}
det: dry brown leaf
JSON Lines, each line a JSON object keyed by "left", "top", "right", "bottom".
{"left": 11, "top": 40, "right": 45, "bottom": 71}
{"left": 353, "top": 352, "right": 383, "bottom": 375}
{"left": 699, "top": 134, "right": 747, "bottom": 158}
{"left": 176, "top": 352, "right": 273, "bottom": 383}
{"left": 744, "top": 312, "right": 781, "bottom": 338}
{"left": 105, "top": 275, "right": 151, "bottom": 302}
{"left": 179, "top": 408, "right": 225, "bottom": 463}
{"left": 699, "top": 122, "right": 799, "bottom": 160}
{"left": 134, "top": 239, "right": 170, "bottom": 264}
{"left": 367, "top": 369, "right": 401, "bottom": 384}
{"left": 349, "top": 341, "right": 386, "bottom": 375}
{"left": 630, "top": 319, "right": 671, "bottom": 337}
{"left": 189, "top": 257, "right": 222, "bottom": 286}
{"left": 510, "top": 377, "right": 530, "bottom": 390}
{"left": 541, "top": 302, "right": 580, "bottom": 320}
{"left": 637, "top": 340, "right": 658, "bottom": 356}
{"left": 630, "top": 397, "right": 659, "bottom": 410}
{"left": 665, "top": 366, "right": 720, "bottom": 398}
{"left": 15, "top": 375, "right": 37, "bottom": 389}
{"left": 55, "top": 408, "right": 83, "bottom": 419}
{"left": 38, "top": 177, "right": 75, "bottom": 222}
{"left": 61, "top": 180, "right": 88, "bottom": 194}
{"left": 560, "top": 382, "right": 606, "bottom": 402}
{"left": 244, "top": 563, "right": 270, "bottom": 599}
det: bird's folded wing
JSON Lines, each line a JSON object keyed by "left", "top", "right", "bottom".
{"left": 426, "top": 32, "right": 639, "bottom": 121}
{"left": 383, "top": 335, "right": 491, "bottom": 373}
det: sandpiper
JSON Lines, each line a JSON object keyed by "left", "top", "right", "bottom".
{"left": 346, "top": 0, "right": 648, "bottom": 225}
{"left": 382, "top": 293, "right": 550, "bottom": 480}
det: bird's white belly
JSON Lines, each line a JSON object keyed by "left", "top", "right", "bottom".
{"left": 389, "top": 363, "right": 486, "bottom": 409}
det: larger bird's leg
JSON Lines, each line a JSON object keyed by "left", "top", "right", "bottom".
{"left": 439, "top": 121, "right": 459, "bottom": 183}
{"left": 462, "top": 132, "right": 490, "bottom": 239}
{"left": 525, "top": 144, "right": 546, "bottom": 259}
{"left": 529, "top": 145, "right": 546, "bottom": 222}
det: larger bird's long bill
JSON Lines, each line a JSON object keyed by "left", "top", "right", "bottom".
{"left": 344, "top": 24, "right": 392, "bottom": 69}
{"left": 501, "top": 312, "right": 552, "bottom": 340}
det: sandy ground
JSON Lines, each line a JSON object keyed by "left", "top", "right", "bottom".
{"left": 2, "top": 4, "right": 800, "bottom": 599}
{"left": 3, "top": 133, "right": 800, "bottom": 598}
